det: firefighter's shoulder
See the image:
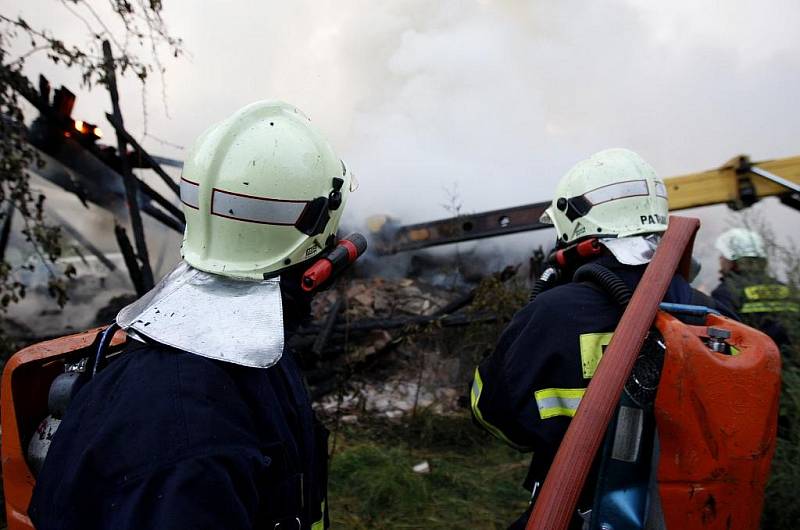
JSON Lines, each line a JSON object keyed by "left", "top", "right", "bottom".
{"left": 522, "top": 280, "right": 620, "bottom": 322}
{"left": 72, "top": 342, "right": 263, "bottom": 473}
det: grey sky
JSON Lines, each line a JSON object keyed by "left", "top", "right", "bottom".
{"left": 7, "top": 0, "right": 800, "bottom": 287}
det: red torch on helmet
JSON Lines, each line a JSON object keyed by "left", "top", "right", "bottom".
{"left": 301, "top": 233, "right": 368, "bottom": 292}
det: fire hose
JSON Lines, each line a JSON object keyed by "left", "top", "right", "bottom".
{"left": 525, "top": 215, "right": 700, "bottom": 530}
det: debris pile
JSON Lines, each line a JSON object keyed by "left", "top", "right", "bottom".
{"left": 295, "top": 267, "right": 523, "bottom": 420}
{"left": 327, "top": 277, "right": 451, "bottom": 319}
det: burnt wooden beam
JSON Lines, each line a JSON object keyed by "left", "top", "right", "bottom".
{"left": 47, "top": 209, "right": 116, "bottom": 271}
{"left": 141, "top": 204, "right": 185, "bottom": 233}
{"left": 105, "top": 112, "right": 180, "bottom": 196}
{"left": 312, "top": 297, "right": 343, "bottom": 356}
{"left": 0, "top": 204, "right": 14, "bottom": 262}
{"left": 102, "top": 40, "right": 154, "bottom": 291}
{"left": 114, "top": 223, "right": 144, "bottom": 295}
{"left": 298, "top": 311, "right": 498, "bottom": 336}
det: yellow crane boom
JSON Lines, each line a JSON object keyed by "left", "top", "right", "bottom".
{"left": 666, "top": 155, "right": 800, "bottom": 210}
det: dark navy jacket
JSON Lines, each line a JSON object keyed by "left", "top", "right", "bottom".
{"left": 29, "top": 341, "right": 328, "bottom": 530}
{"left": 712, "top": 272, "right": 797, "bottom": 349}
{"left": 471, "top": 257, "right": 693, "bottom": 490}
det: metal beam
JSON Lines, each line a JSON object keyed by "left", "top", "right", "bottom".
{"left": 375, "top": 202, "right": 550, "bottom": 255}
{"left": 749, "top": 165, "right": 800, "bottom": 194}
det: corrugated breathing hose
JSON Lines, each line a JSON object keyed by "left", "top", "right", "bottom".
{"left": 573, "top": 263, "right": 632, "bottom": 306}
{"left": 529, "top": 267, "right": 560, "bottom": 302}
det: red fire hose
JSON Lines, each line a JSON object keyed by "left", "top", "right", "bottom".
{"left": 526, "top": 215, "right": 700, "bottom": 530}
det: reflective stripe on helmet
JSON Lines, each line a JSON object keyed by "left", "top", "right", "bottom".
{"left": 211, "top": 188, "right": 308, "bottom": 225}
{"left": 535, "top": 388, "right": 586, "bottom": 419}
{"left": 583, "top": 179, "right": 650, "bottom": 206}
{"left": 654, "top": 180, "right": 668, "bottom": 199}
{"left": 180, "top": 178, "right": 200, "bottom": 210}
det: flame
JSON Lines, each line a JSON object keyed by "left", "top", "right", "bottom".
{"left": 72, "top": 120, "right": 102, "bottom": 138}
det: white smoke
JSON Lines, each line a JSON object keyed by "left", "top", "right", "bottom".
{"left": 9, "top": 0, "right": 800, "bottom": 283}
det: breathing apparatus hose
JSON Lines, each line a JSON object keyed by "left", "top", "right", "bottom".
{"left": 529, "top": 267, "right": 560, "bottom": 302}
{"left": 573, "top": 263, "right": 633, "bottom": 306}
{"left": 91, "top": 322, "right": 120, "bottom": 377}
{"left": 530, "top": 238, "right": 605, "bottom": 303}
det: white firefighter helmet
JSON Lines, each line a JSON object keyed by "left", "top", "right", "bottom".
{"left": 715, "top": 228, "right": 767, "bottom": 261}
{"left": 540, "top": 148, "right": 669, "bottom": 245}
{"left": 180, "top": 100, "right": 353, "bottom": 279}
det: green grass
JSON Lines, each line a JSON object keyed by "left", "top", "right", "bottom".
{"left": 326, "top": 411, "right": 530, "bottom": 529}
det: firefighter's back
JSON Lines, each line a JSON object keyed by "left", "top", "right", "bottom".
{"left": 29, "top": 341, "right": 324, "bottom": 530}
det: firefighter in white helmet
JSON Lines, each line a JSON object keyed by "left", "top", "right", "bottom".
{"left": 712, "top": 228, "right": 797, "bottom": 348}
{"left": 30, "top": 101, "right": 354, "bottom": 530}
{"left": 469, "top": 148, "right": 697, "bottom": 529}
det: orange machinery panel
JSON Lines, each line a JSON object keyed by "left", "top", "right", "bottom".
{"left": 1, "top": 328, "right": 126, "bottom": 530}
{"left": 654, "top": 312, "right": 781, "bottom": 530}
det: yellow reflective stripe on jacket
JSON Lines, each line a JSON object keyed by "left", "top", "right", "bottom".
{"left": 470, "top": 367, "right": 524, "bottom": 449}
{"left": 311, "top": 500, "right": 325, "bottom": 530}
{"left": 534, "top": 388, "right": 586, "bottom": 419}
{"left": 741, "top": 300, "right": 800, "bottom": 314}
{"left": 744, "top": 284, "right": 791, "bottom": 301}
{"left": 579, "top": 332, "right": 614, "bottom": 379}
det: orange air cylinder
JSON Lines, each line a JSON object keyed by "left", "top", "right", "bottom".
{"left": 653, "top": 311, "right": 780, "bottom": 530}
{"left": 1, "top": 327, "right": 126, "bottom": 530}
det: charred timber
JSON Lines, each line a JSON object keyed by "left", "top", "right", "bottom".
{"left": 297, "top": 311, "right": 499, "bottom": 336}
{"left": 105, "top": 112, "right": 181, "bottom": 196}
{"left": 434, "top": 265, "right": 518, "bottom": 316}
{"left": 312, "top": 297, "right": 343, "bottom": 356}
{"left": 142, "top": 204, "right": 185, "bottom": 233}
{"left": 102, "top": 41, "right": 154, "bottom": 291}
{"left": 114, "top": 223, "right": 145, "bottom": 295}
